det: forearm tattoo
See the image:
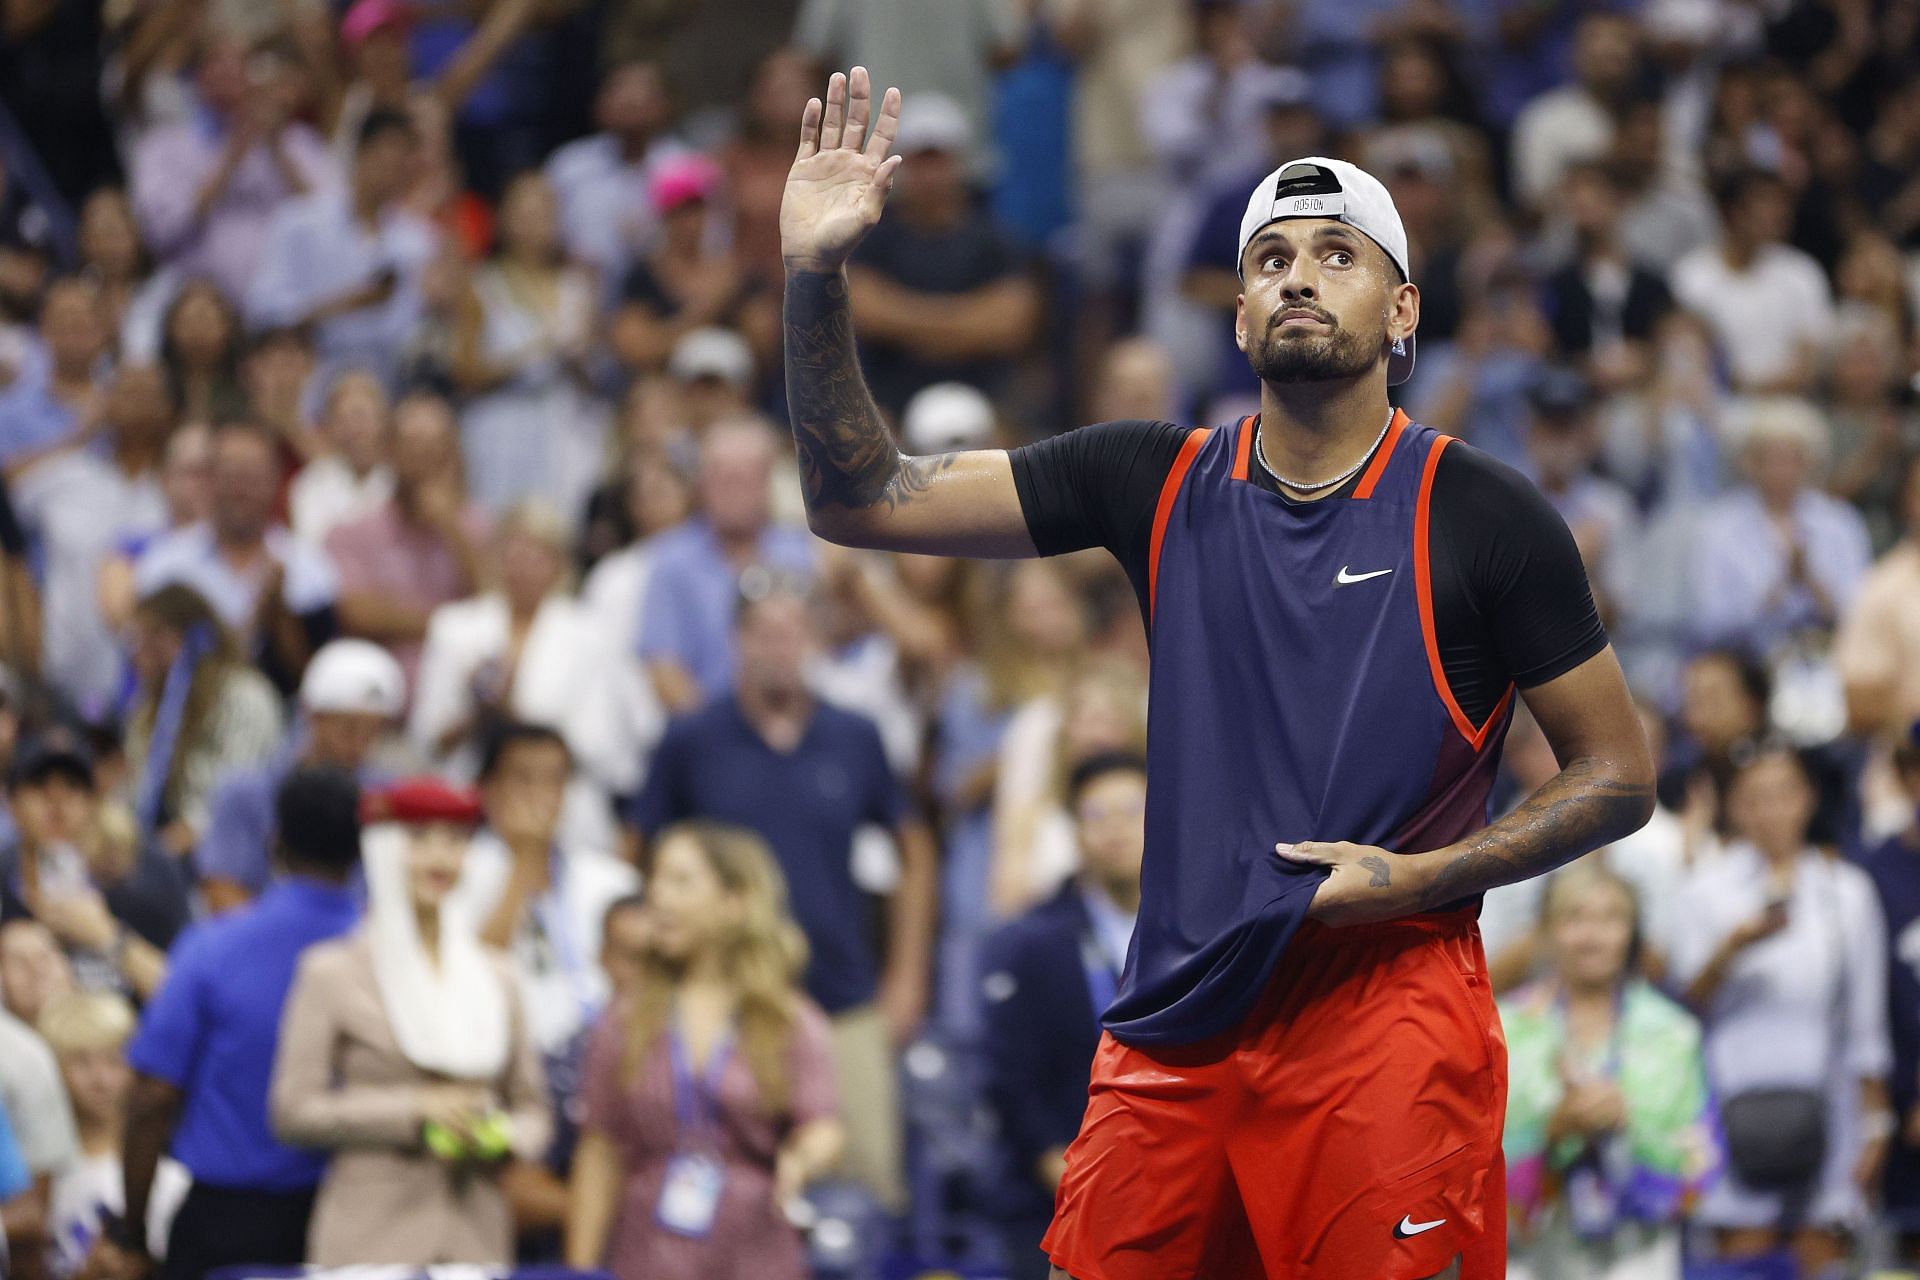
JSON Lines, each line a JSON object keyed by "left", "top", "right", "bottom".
{"left": 783, "top": 267, "right": 956, "bottom": 514}
{"left": 1419, "top": 758, "right": 1654, "bottom": 908}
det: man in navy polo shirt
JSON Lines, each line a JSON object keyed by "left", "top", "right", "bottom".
{"left": 1864, "top": 726, "right": 1920, "bottom": 1255}
{"left": 631, "top": 577, "right": 936, "bottom": 1210}
{"left": 110, "top": 767, "right": 362, "bottom": 1280}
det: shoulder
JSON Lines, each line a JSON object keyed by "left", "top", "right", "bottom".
{"left": 1428, "top": 437, "right": 1574, "bottom": 547}
{"left": 544, "top": 135, "right": 608, "bottom": 183}
{"left": 1430, "top": 435, "right": 1542, "bottom": 506}
{"left": 1622, "top": 981, "right": 1704, "bottom": 1043}
{"left": 294, "top": 933, "right": 366, "bottom": 987}
{"left": 984, "top": 886, "right": 1080, "bottom": 964}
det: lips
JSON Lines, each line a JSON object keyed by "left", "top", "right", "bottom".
{"left": 1275, "top": 309, "right": 1334, "bottom": 328}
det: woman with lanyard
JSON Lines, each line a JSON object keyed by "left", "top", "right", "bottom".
{"left": 1502, "top": 863, "right": 1721, "bottom": 1280}
{"left": 565, "top": 821, "right": 844, "bottom": 1280}
{"left": 271, "top": 777, "right": 551, "bottom": 1264}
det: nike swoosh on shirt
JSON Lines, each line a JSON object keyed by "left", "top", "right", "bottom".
{"left": 1335, "top": 566, "right": 1393, "bottom": 585}
{"left": 1393, "top": 1215, "right": 1447, "bottom": 1238}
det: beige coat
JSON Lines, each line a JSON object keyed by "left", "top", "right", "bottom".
{"left": 271, "top": 930, "right": 551, "bottom": 1265}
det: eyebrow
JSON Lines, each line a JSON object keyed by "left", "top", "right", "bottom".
{"left": 1247, "top": 224, "right": 1361, "bottom": 257}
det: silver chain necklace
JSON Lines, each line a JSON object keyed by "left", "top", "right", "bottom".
{"left": 1254, "top": 409, "right": 1395, "bottom": 494}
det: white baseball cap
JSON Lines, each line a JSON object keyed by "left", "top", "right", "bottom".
{"left": 668, "top": 327, "right": 755, "bottom": 391}
{"left": 902, "top": 382, "right": 995, "bottom": 454}
{"left": 1236, "top": 156, "right": 1416, "bottom": 386}
{"left": 300, "top": 639, "right": 405, "bottom": 718}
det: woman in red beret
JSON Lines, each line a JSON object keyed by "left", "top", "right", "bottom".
{"left": 269, "top": 777, "right": 551, "bottom": 1264}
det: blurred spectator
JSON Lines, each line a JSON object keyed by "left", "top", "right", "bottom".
{"left": 1510, "top": 15, "right": 1644, "bottom": 212}
{"left": 326, "top": 392, "right": 489, "bottom": 684}
{"left": 10, "top": 363, "right": 171, "bottom": 714}
{"left": 793, "top": 0, "right": 1022, "bottom": 168}
{"left": 411, "top": 503, "right": 652, "bottom": 830}
{"left": 1862, "top": 730, "right": 1920, "bottom": 1258}
{"left": 846, "top": 94, "right": 1042, "bottom": 418}
{"left": 979, "top": 751, "right": 1144, "bottom": 1280}
{"left": 564, "top": 822, "right": 844, "bottom": 1280}
{"left": 667, "top": 331, "right": 758, "bottom": 436}
{"left": 114, "top": 766, "right": 361, "bottom": 1280}
{"left": 1604, "top": 99, "right": 1719, "bottom": 275}
{"left": 992, "top": 653, "right": 1145, "bottom": 918}
{"left": 1823, "top": 307, "right": 1919, "bottom": 552}
{"left": 1834, "top": 456, "right": 1920, "bottom": 842}
{"left": 598, "top": 893, "right": 648, "bottom": 1004}
{"left": 238, "top": 325, "right": 320, "bottom": 464}
{"left": 1520, "top": 368, "right": 1637, "bottom": 624}
{"left": 287, "top": 372, "right": 393, "bottom": 546}
{"left": 1594, "top": 308, "right": 1725, "bottom": 517}
{"left": 1672, "top": 747, "right": 1891, "bottom": 1272}
{"left": 1408, "top": 261, "right": 1555, "bottom": 469}
{"left": 0, "top": 1100, "right": 36, "bottom": 1277}
{"left": 197, "top": 640, "right": 405, "bottom": 913}
{"left": 452, "top": 171, "right": 605, "bottom": 522}
{"left": 1177, "top": 67, "right": 1324, "bottom": 414}
{"left": 246, "top": 110, "right": 440, "bottom": 391}
{"left": 123, "top": 585, "right": 284, "bottom": 855}
{"left": 611, "top": 156, "right": 776, "bottom": 382}
{"left": 1542, "top": 161, "right": 1676, "bottom": 397}
{"left": 1673, "top": 169, "right": 1835, "bottom": 395}
{"left": 1688, "top": 397, "right": 1870, "bottom": 656}
{"left": 1086, "top": 336, "right": 1176, "bottom": 424}
{"left": 76, "top": 189, "right": 156, "bottom": 359}
{"left": 544, "top": 62, "right": 692, "bottom": 286}
{"left": 0, "top": 277, "right": 108, "bottom": 469}
{"left": 0, "top": 921, "right": 74, "bottom": 1027}
{"left": 37, "top": 991, "right": 189, "bottom": 1280}
{"left": 0, "top": 160, "right": 56, "bottom": 358}
{"left": 632, "top": 583, "right": 935, "bottom": 1208}
{"left": 1284, "top": 0, "right": 1482, "bottom": 132}
{"left": 582, "top": 448, "right": 696, "bottom": 656}
{"left": 0, "top": 732, "right": 186, "bottom": 1002}
{"left": 1152, "top": 4, "right": 1301, "bottom": 179}
{"left": 452, "top": 724, "right": 642, "bottom": 1235}
{"left": 130, "top": 35, "right": 338, "bottom": 305}
{"left": 97, "top": 423, "right": 214, "bottom": 645}
{"left": 462, "top": 722, "right": 640, "bottom": 1063}
{"left": 1660, "top": 649, "right": 1770, "bottom": 844}
{"left": 133, "top": 420, "right": 341, "bottom": 682}
{"left": 273, "top": 778, "right": 549, "bottom": 1265}
{"left": 1501, "top": 864, "right": 1718, "bottom": 1278}
{"left": 635, "top": 421, "right": 815, "bottom": 712}
{"left": 719, "top": 49, "right": 820, "bottom": 287}
{"left": 0, "top": 999, "right": 79, "bottom": 1279}
{"left": 155, "top": 282, "right": 246, "bottom": 425}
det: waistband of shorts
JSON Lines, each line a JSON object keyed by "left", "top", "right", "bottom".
{"left": 1293, "top": 903, "right": 1480, "bottom": 946}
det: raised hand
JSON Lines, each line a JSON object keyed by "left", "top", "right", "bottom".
{"left": 780, "top": 67, "right": 902, "bottom": 274}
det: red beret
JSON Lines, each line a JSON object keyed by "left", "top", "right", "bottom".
{"left": 362, "top": 776, "right": 484, "bottom": 827}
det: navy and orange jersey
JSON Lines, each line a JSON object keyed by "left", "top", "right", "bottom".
{"left": 1008, "top": 410, "right": 1606, "bottom": 1047}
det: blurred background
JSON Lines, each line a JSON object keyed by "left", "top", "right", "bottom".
{"left": 0, "top": 0, "right": 1918, "bottom": 1277}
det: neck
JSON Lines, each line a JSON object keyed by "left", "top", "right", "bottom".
{"left": 1563, "top": 977, "right": 1619, "bottom": 1009}
{"left": 1257, "top": 379, "right": 1393, "bottom": 495}
{"left": 1083, "top": 872, "right": 1141, "bottom": 915}
{"left": 352, "top": 187, "right": 383, "bottom": 225}
{"left": 507, "top": 593, "right": 544, "bottom": 623}
{"left": 739, "top": 679, "right": 809, "bottom": 725}
{"left": 214, "top": 524, "right": 263, "bottom": 555}
{"left": 113, "top": 435, "right": 163, "bottom": 474}
{"left": 78, "top": 1115, "right": 122, "bottom": 1157}
{"left": 414, "top": 901, "right": 440, "bottom": 955}
{"left": 682, "top": 944, "right": 729, "bottom": 991}
{"left": 1756, "top": 838, "right": 1800, "bottom": 867}
{"left": 1722, "top": 239, "right": 1759, "bottom": 270}
{"left": 53, "top": 364, "right": 94, "bottom": 393}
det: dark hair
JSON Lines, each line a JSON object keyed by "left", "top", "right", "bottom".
{"left": 275, "top": 765, "right": 363, "bottom": 876}
{"left": 1695, "top": 647, "right": 1771, "bottom": 711}
{"left": 477, "top": 721, "right": 572, "bottom": 781}
{"left": 1067, "top": 751, "right": 1149, "bottom": 808}
{"left": 602, "top": 891, "right": 647, "bottom": 933}
{"left": 357, "top": 107, "right": 417, "bottom": 151}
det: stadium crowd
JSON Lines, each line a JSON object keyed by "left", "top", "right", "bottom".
{"left": 0, "top": 0, "right": 1918, "bottom": 1277}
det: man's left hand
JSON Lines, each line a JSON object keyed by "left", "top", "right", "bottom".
{"left": 1278, "top": 840, "right": 1433, "bottom": 927}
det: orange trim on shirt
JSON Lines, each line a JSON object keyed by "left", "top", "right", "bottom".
{"left": 1352, "top": 408, "right": 1410, "bottom": 500}
{"left": 1231, "top": 414, "right": 1255, "bottom": 481}
{"left": 1413, "top": 433, "right": 1512, "bottom": 751}
{"left": 1148, "top": 427, "right": 1213, "bottom": 622}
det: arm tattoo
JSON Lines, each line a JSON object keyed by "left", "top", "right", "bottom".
{"left": 1360, "top": 855, "right": 1391, "bottom": 888}
{"left": 1419, "top": 758, "right": 1654, "bottom": 908}
{"left": 783, "top": 267, "right": 955, "bottom": 515}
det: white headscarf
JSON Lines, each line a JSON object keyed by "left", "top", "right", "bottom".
{"left": 362, "top": 823, "right": 510, "bottom": 1080}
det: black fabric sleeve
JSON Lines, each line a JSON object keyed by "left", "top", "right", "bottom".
{"left": 1007, "top": 419, "right": 1192, "bottom": 602}
{"left": 1427, "top": 443, "right": 1608, "bottom": 725}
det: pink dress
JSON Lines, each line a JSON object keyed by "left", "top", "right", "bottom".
{"left": 582, "top": 998, "right": 839, "bottom": 1280}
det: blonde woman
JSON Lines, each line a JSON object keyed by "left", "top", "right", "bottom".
{"left": 272, "top": 778, "right": 550, "bottom": 1264}
{"left": 566, "top": 822, "right": 844, "bottom": 1280}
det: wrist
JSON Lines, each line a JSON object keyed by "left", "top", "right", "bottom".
{"left": 783, "top": 257, "right": 846, "bottom": 278}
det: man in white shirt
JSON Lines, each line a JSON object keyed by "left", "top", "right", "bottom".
{"left": 1671, "top": 169, "right": 1835, "bottom": 394}
{"left": 1509, "top": 13, "right": 1642, "bottom": 211}
{"left": 543, "top": 62, "right": 690, "bottom": 287}
{"left": 246, "top": 109, "right": 438, "bottom": 389}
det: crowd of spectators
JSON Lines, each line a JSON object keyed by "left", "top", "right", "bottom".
{"left": 0, "top": 0, "right": 1918, "bottom": 1277}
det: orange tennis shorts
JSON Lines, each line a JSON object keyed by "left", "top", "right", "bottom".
{"left": 1042, "top": 908, "right": 1508, "bottom": 1280}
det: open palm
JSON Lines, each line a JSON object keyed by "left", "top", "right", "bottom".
{"left": 781, "top": 66, "right": 903, "bottom": 273}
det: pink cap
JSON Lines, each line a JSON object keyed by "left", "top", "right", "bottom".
{"left": 649, "top": 154, "right": 723, "bottom": 214}
{"left": 342, "top": 0, "right": 413, "bottom": 49}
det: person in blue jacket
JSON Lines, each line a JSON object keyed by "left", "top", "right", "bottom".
{"left": 979, "top": 752, "right": 1146, "bottom": 1280}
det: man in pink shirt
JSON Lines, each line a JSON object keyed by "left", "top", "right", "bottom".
{"left": 325, "top": 392, "right": 487, "bottom": 688}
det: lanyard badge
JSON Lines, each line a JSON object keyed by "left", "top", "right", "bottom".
{"left": 656, "top": 1022, "right": 734, "bottom": 1239}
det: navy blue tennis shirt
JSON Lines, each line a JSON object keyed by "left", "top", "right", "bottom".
{"left": 632, "top": 694, "right": 908, "bottom": 1013}
{"left": 1008, "top": 412, "right": 1607, "bottom": 1046}
{"left": 127, "top": 877, "right": 358, "bottom": 1191}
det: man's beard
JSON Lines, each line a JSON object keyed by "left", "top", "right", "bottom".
{"left": 1247, "top": 313, "right": 1382, "bottom": 384}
